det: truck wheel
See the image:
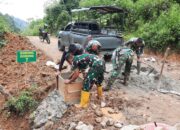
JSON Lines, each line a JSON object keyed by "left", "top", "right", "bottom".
{"left": 58, "top": 40, "right": 65, "bottom": 51}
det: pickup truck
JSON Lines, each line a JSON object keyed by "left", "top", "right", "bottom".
{"left": 57, "top": 6, "right": 124, "bottom": 57}
{"left": 58, "top": 21, "right": 123, "bottom": 50}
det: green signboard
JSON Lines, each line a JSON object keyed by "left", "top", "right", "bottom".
{"left": 17, "top": 50, "right": 36, "bottom": 63}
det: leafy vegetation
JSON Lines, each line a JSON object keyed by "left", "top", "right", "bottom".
{"left": 6, "top": 90, "right": 38, "bottom": 115}
{"left": 44, "top": 0, "right": 80, "bottom": 33}
{"left": 0, "top": 13, "right": 20, "bottom": 33}
{"left": 22, "top": 19, "right": 44, "bottom": 36}
{"left": 0, "top": 31, "right": 6, "bottom": 48}
{"left": 0, "top": 13, "right": 21, "bottom": 48}
{"left": 23, "top": 0, "right": 179, "bottom": 52}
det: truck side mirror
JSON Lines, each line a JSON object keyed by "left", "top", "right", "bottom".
{"left": 61, "top": 27, "right": 64, "bottom": 30}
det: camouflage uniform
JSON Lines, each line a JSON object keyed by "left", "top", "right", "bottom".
{"left": 72, "top": 53, "right": 104, "bottom": 91}
{"left": 106, "top": 47, "right": 134, "bottom": 90}
{"left": 125, "top": 37, "right": 145, "bottom": 74}
{"left": 85, "top": 40, "right": 101, "bottom": 55}
{"left": 59, "top": 43, "right": 84, "bottom": 71}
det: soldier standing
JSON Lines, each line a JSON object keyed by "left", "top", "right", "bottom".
{"left": 125, "top": 37, "right": 145, "bottom": 74}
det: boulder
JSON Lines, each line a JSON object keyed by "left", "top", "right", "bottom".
{"left": 30, "top": 90, "right": 68, "bottom": 129}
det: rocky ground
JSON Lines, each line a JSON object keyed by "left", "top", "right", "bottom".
{"left": 50, "top": 66, "right": 180, "bottom": 130}
{"left": 0, "top": 34, "right": 180, "bottom": 130}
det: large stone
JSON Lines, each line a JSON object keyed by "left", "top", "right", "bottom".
{"left": 95, "top": 109, "right": 103, "bottom": 117}
{"left": 91, "top": 104, "right": 97, "bottom": 110}
{"left": 75, "top": 124, "right": 87, "bottom": 130}
{"left": 106, "top": 118, "right": 114, "bottom": 126}
{"left": 75, "top": 122, "right": 93, "bottom": 130}
{"left": 30, "top": 90, "right": 68, "bottom": 129}
{"left": 121, "top": 125, "right": 140, "bottom": 130}
{"left": 101, "top": 101, "right": 106, "bottom": 108}
{"left": 44, "top": 121, "right": 54, "bottom": 130}
{"left": 114, "top": 122, "right": 123, "bottom": 128}
{"left": 108, "top": 109, "right": 115, "bottom": 114}
{"left": 95, "top": 117, "right": 102, "bottom": 123}
{"left": 100, "top": 117, "right": 108, "bottom": 129}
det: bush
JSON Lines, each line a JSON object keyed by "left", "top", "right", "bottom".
{"left": 0, "top": 32, "right": 6, "bottom": 48}
{"left": 6, "top": 91, "right": 38, "bottom": 115}
{"left": 134, "top": 3, "right": 180, "bottom": 52}
{"left": 22, "top": 19, "right": 44, "bottom": 36}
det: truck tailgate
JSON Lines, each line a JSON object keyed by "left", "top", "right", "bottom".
{"left": 93, "top": 35, "right": 123, "bottom": 50}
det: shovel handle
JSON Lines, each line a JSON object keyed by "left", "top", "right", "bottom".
{"left": 56, "top": 75, "right": 59, "bottom": 90}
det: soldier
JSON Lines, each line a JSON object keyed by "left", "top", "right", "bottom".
{"left": 125, "top": 37, "right": 145, "bottom": 74}
{"left": 64, "top": 53, "right": 105, "bottom": 108}
{"left": 58, "top": 40, "right": 102, "bottom": 72}
{"left": 58, "top": 43, "right": 84, "bottom": 71}
{"left": 85, "top": 40, "right": 102, "bottom": 55}
{"left": 103, "top": 46, "right": 134, "bottom": 91}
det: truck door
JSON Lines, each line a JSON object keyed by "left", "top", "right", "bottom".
{"left": 61, "top": 24, "right": 72, "bottom": 46}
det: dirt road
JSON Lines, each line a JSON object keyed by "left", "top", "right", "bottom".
{"left": 28, "top": 36, "right": 61, "bottom": 63}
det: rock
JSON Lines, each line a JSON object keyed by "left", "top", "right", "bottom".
{"left": 30, "top": 90, "right": 68, "bottom": 129}
{"left": 100, "top": 122, "right": 106, "bottom": 129}
{"left": 108, "top": 109, "right": 115, "bottom": 114}
{"left": 68, "top": 122, "right": 77, "bottom": 130}
{"left": 114, "top": 107, "right": 119, "bottom": 114}
{"left": 75, "top": 122, "right": 93, "bottom": 130}
{"left": 121, "top": 125, "right": 140, "bottom": 130}
{"left": 100, "top": 117, "right": 108, "bottom": 128}
{"left": 101, "top": 101, "right": 106, "bottom": 108}
{"left": 114, "top": 122, "right": 123, "bottom": 128}
{"left": 87, "top": 125, "right": 94, "bottom": 130}
{"left": 151, "top": 57, "right": 156, "bottom": 62}
{"left": 77, "top": 121, "right": 84, "bottom": 126}
{"left": 75, "top": 124, "right": 87, "bottom": 130}
{"left": 95, "top": 117, "right": 102, "bottom": 123}
{"left": 118, "top": 105, "right": 123, "bottom": 110}
{"left": 106, "top": 118, "right": 114, "bottom": 126}
{"left": 91, "top": 104, "right": 97, "bottom": 110}
{"left": 95, "top": 109, "right": 103, "bottom": 117}
{"left": 44, "top": 121, "right": 54, "bottom": 130}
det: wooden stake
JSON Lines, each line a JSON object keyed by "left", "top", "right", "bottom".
{"left": 157, "top": 47, "right": 170, "bottom": 90}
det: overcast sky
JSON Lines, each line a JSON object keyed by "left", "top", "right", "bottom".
{"left": 0, "top": 0, "right": 49, "bottom": 21}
